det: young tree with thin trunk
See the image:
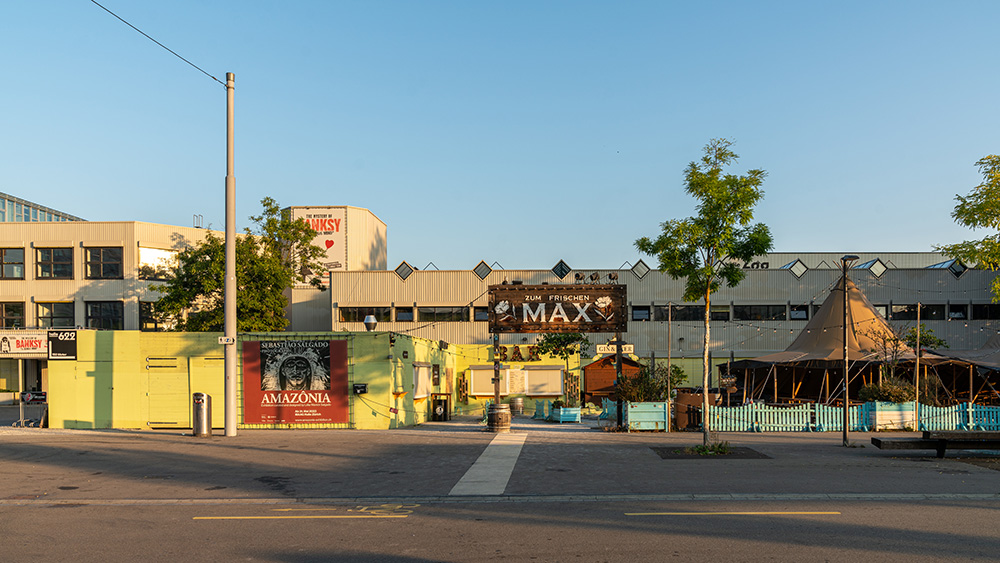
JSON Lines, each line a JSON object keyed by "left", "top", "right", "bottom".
{"left": 636, "top": 139, "right": 773, "bottom": 446}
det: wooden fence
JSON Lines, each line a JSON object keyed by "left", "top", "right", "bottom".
{"left": 707, "top": 402, "right": 1000, "bottom": 432}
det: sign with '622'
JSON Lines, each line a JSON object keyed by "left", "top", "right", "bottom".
{"left": 488, "top": 284, "right": 627, "bottom": 334}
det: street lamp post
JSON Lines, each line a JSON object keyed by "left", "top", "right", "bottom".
{"left": 841, "top": 254, "right": 859, "bottom": 447}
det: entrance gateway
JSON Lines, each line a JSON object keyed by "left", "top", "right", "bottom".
{"left": 486, "top": 283, "right": 628, "bottom": 432}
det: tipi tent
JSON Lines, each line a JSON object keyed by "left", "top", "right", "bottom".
{"left": 725, "top": 275, "right": 917, "bottom": 403}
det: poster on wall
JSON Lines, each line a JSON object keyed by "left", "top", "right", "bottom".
{"left": 289, "top": 207, "right": 348, "bottom": 273}
{"left": 242, "top": 340, "right": 349, "bottom": 424}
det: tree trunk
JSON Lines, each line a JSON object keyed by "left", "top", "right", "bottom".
{"left": 702, "top": 287, "right": 712, "bottom": 447}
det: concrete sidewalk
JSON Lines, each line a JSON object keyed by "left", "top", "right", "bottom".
{"left": 2, "top": 415, "right": 999, "bottom": 506}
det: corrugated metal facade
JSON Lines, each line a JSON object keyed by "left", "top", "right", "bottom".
{"left": 312, "top": 253, "right": 1000, "bottom": 362}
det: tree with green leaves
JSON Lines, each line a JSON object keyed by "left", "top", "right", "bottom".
{"left": 152, "top": 197, "right": 326, "bottom": 332}
{"left": 937, "top": 155, "right": 1000, "bottom": 300}
{"left": 535, "top": 333, "right": 590, "bottom": 407}
{"left": 635, "top": 139, "right": 773, "bottom": 445}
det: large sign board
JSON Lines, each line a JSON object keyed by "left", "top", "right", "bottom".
{"left": 488, "top": 284, "right": 627, "bottom": 333}
{"left": 0, "top": 330, "right": 48, "bottom": 358}
{"left": 289, "top": 207, "right": 348, "bottom": 273}
{"left": 242, "top": 340, "right": 349, "bottom": 424}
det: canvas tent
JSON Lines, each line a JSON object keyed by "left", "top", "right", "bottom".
{"left": 723, "top": 275, "right": 920, "bottom": 403}
{"left": 924, "top": 334, "right": 1000, "bottom": 404}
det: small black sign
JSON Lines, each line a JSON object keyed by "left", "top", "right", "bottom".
{"left": 21, "top": 391, "right": 47, "bottom": 404}
{"left": 48, "top": 330, "right": 77, "bottom": 360}
{"left": 353, "top": 383, "right": 368, "bottom": 395}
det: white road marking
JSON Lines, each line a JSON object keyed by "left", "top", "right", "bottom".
{"left": 449, "top": 433, "right": 527, "bottom": 496}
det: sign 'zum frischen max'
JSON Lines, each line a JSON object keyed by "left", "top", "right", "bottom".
{"left": 488, "top": 284, "right": 627, "bottom": 334}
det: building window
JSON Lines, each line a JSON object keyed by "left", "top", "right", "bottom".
{"left": 710, "top": 305, "right": 730, "bottom": 322}
{"left": 949, "top": 304, "right": 968, "bottom": 320}
{"left": 474, "top": 307, "right": 489, "bottom": 322}
{"left": 921, "top": 305, "right": 946, "bottom": 321}
{"left": 632, "top": 306, "right": 650, "bottom": 321}
{"left": 85, "top": 247, "right": 123, "bottom": 279}
{"left": 138, "top": 247, "right": 175, "bottom": 280}
{"left": 873, "top": 305, "right": 888, "bottom": 319}
{"left": 733, "top": 305, "right": 786, "bottom": 321}
{"left": 1, "top": 248, "right": 24, "bottom": 279}
{"left": 140, "top": 302, "right": 165, "bottom": 332}
{"left": 789, "top": 305, "right": 809, "bottom": 320}
{"left": 973, "top": 304, "right": 1000, "bottom": 320}
{"left": 37, "top": 248, "right": 73, "bottom": 279}
{"left": 395, "top": 307, "right": 414, "bottom": 322}
{"left": 86, "top": 301, "right": 123, "bottom": 330}
{"left": 653, "top": 305, "right": 703, "bottom": 322}
{"left": 890, "top": 304, "right": 944, "bottom": 320}
{"left": 0, "top": 302, "right": 24, "bottom": 328}
{"left": 417, "top": 307, "right": 469, "bottom": 322}
{"left": 338, "top": 306, "right": 390, "bottom": 323}
{"left": 37, "top": 302, "right": 74, "bottom": 328}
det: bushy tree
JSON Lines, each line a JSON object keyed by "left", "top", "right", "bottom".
{"left": 635, "top": 139, "right": 773, "bottom": 445}
{"left": 615, "top": 362, "right": 686, "bottom": 403}
{"left": 536, "top": 333, "right": 590, "bottom": 407}
{"left": 937, "top": 155, "right": 1000, "bottom": 300}
{"left": 152, "top": 197, "right": 326, "bottom": 332}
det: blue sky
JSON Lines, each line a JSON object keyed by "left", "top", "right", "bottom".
{"left": 4, "top": 1, "right": 998, "bottom": 270}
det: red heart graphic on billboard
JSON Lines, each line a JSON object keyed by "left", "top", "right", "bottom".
{"left": 325, "top": 240, "right": 335, "bottom": 249}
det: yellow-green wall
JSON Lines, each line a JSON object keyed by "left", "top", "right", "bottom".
{"left": 46, "top": 331, "right": 587, "bottom": 430}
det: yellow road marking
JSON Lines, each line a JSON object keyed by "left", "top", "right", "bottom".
{"left": 625, "top": 511, "right": 841, "bottom": 516}
{"left": 194, "top": 514, "right": 408, "bottom": 520}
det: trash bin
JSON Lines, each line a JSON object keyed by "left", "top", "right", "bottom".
{"left": 431, "top": 393, "right": 450, "bottom": 421}
{"left": 193, "top": 393, "right": 212, "bottom": 437}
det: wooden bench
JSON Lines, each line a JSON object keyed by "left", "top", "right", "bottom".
{"left": 871, "top": 431, "right": 1000, "bottom": 458}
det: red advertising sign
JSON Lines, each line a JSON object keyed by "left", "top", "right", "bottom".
{"left": 242, "top": 340, "right": 349, "bottom": 424}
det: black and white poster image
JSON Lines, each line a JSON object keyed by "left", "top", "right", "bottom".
{"left": 259, "top": 341, "right": 331, "bottom": 391}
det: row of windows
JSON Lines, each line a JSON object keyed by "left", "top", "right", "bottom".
{"left": 340, "top": 303, "right": 1000, "bottom": 324}
{"left": 0, "top": 247, "right": 125, "bottom": 280}
{"left": 0, "top": 301, "right": 146, "bottom": 330}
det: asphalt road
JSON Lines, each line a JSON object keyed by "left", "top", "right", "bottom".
{"left": 3, "top": 417, "right": 1000, "bottom": 561}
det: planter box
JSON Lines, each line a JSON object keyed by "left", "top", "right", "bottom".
{"left": 548, "top": 407, "right": 581, "bottom": 423}
{"left": 872, "top": 401, "right": 916, "bottom": 431}
{"left": 626, "top": 401, "right": 670, "bottom": 432}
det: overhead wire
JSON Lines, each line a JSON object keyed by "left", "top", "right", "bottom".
{"left": 90, "top": 0, "right": 225, "bottom": 87}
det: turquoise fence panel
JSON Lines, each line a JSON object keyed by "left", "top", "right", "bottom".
{"left": 814, "top": 404, "right": 841, "bottom": 432}
{"left": 756, "top": 404, "right": 811, "bottom": 432}
{"left": 709, "top": 404, "right": 757, "bottom": 432}
{"left": 626, "top": 402, "right": 670, "bottom": 432}
{"left": 971, "top": 403, "right": 1000, "bottom": 430}
{"left": 917, "top": 404, "right": 964, "bottom": 431}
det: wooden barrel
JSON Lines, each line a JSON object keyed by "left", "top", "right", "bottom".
{"left": 487, "top": 403, "right": 511, "bottom": 432}
{"left": 509, "top": 397, "right": 524, "bottom": 415}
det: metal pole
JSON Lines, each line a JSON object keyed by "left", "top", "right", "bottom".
{"left": 842, "top": 260, "right": 850, "bottom": 446}
{"left": 667, "top": 302, "right": 672, "bottom": 378}
{"left": 915, "top": 303, "right": 921, "bottom": 430}
{"left": 17, "top": 360, "right": 23, "bottom": 428}
{"left": 224, "top": 72, "right": 237, "bottom": 437}
{"left": 615, "top": 332, "right": 623, "bottom": 429}
{"left": 493, "top": 333, "right": 501, "bottom": 406}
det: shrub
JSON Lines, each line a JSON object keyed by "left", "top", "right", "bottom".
{"left": 858, "top": 377, "right": 915, "bottom": 403}
{"left": 616, "top": 363, "right": 684, "bottom": 402}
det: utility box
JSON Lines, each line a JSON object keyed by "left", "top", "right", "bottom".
{"left": 193, "top": 393, "right": 212, "bottom": 437}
